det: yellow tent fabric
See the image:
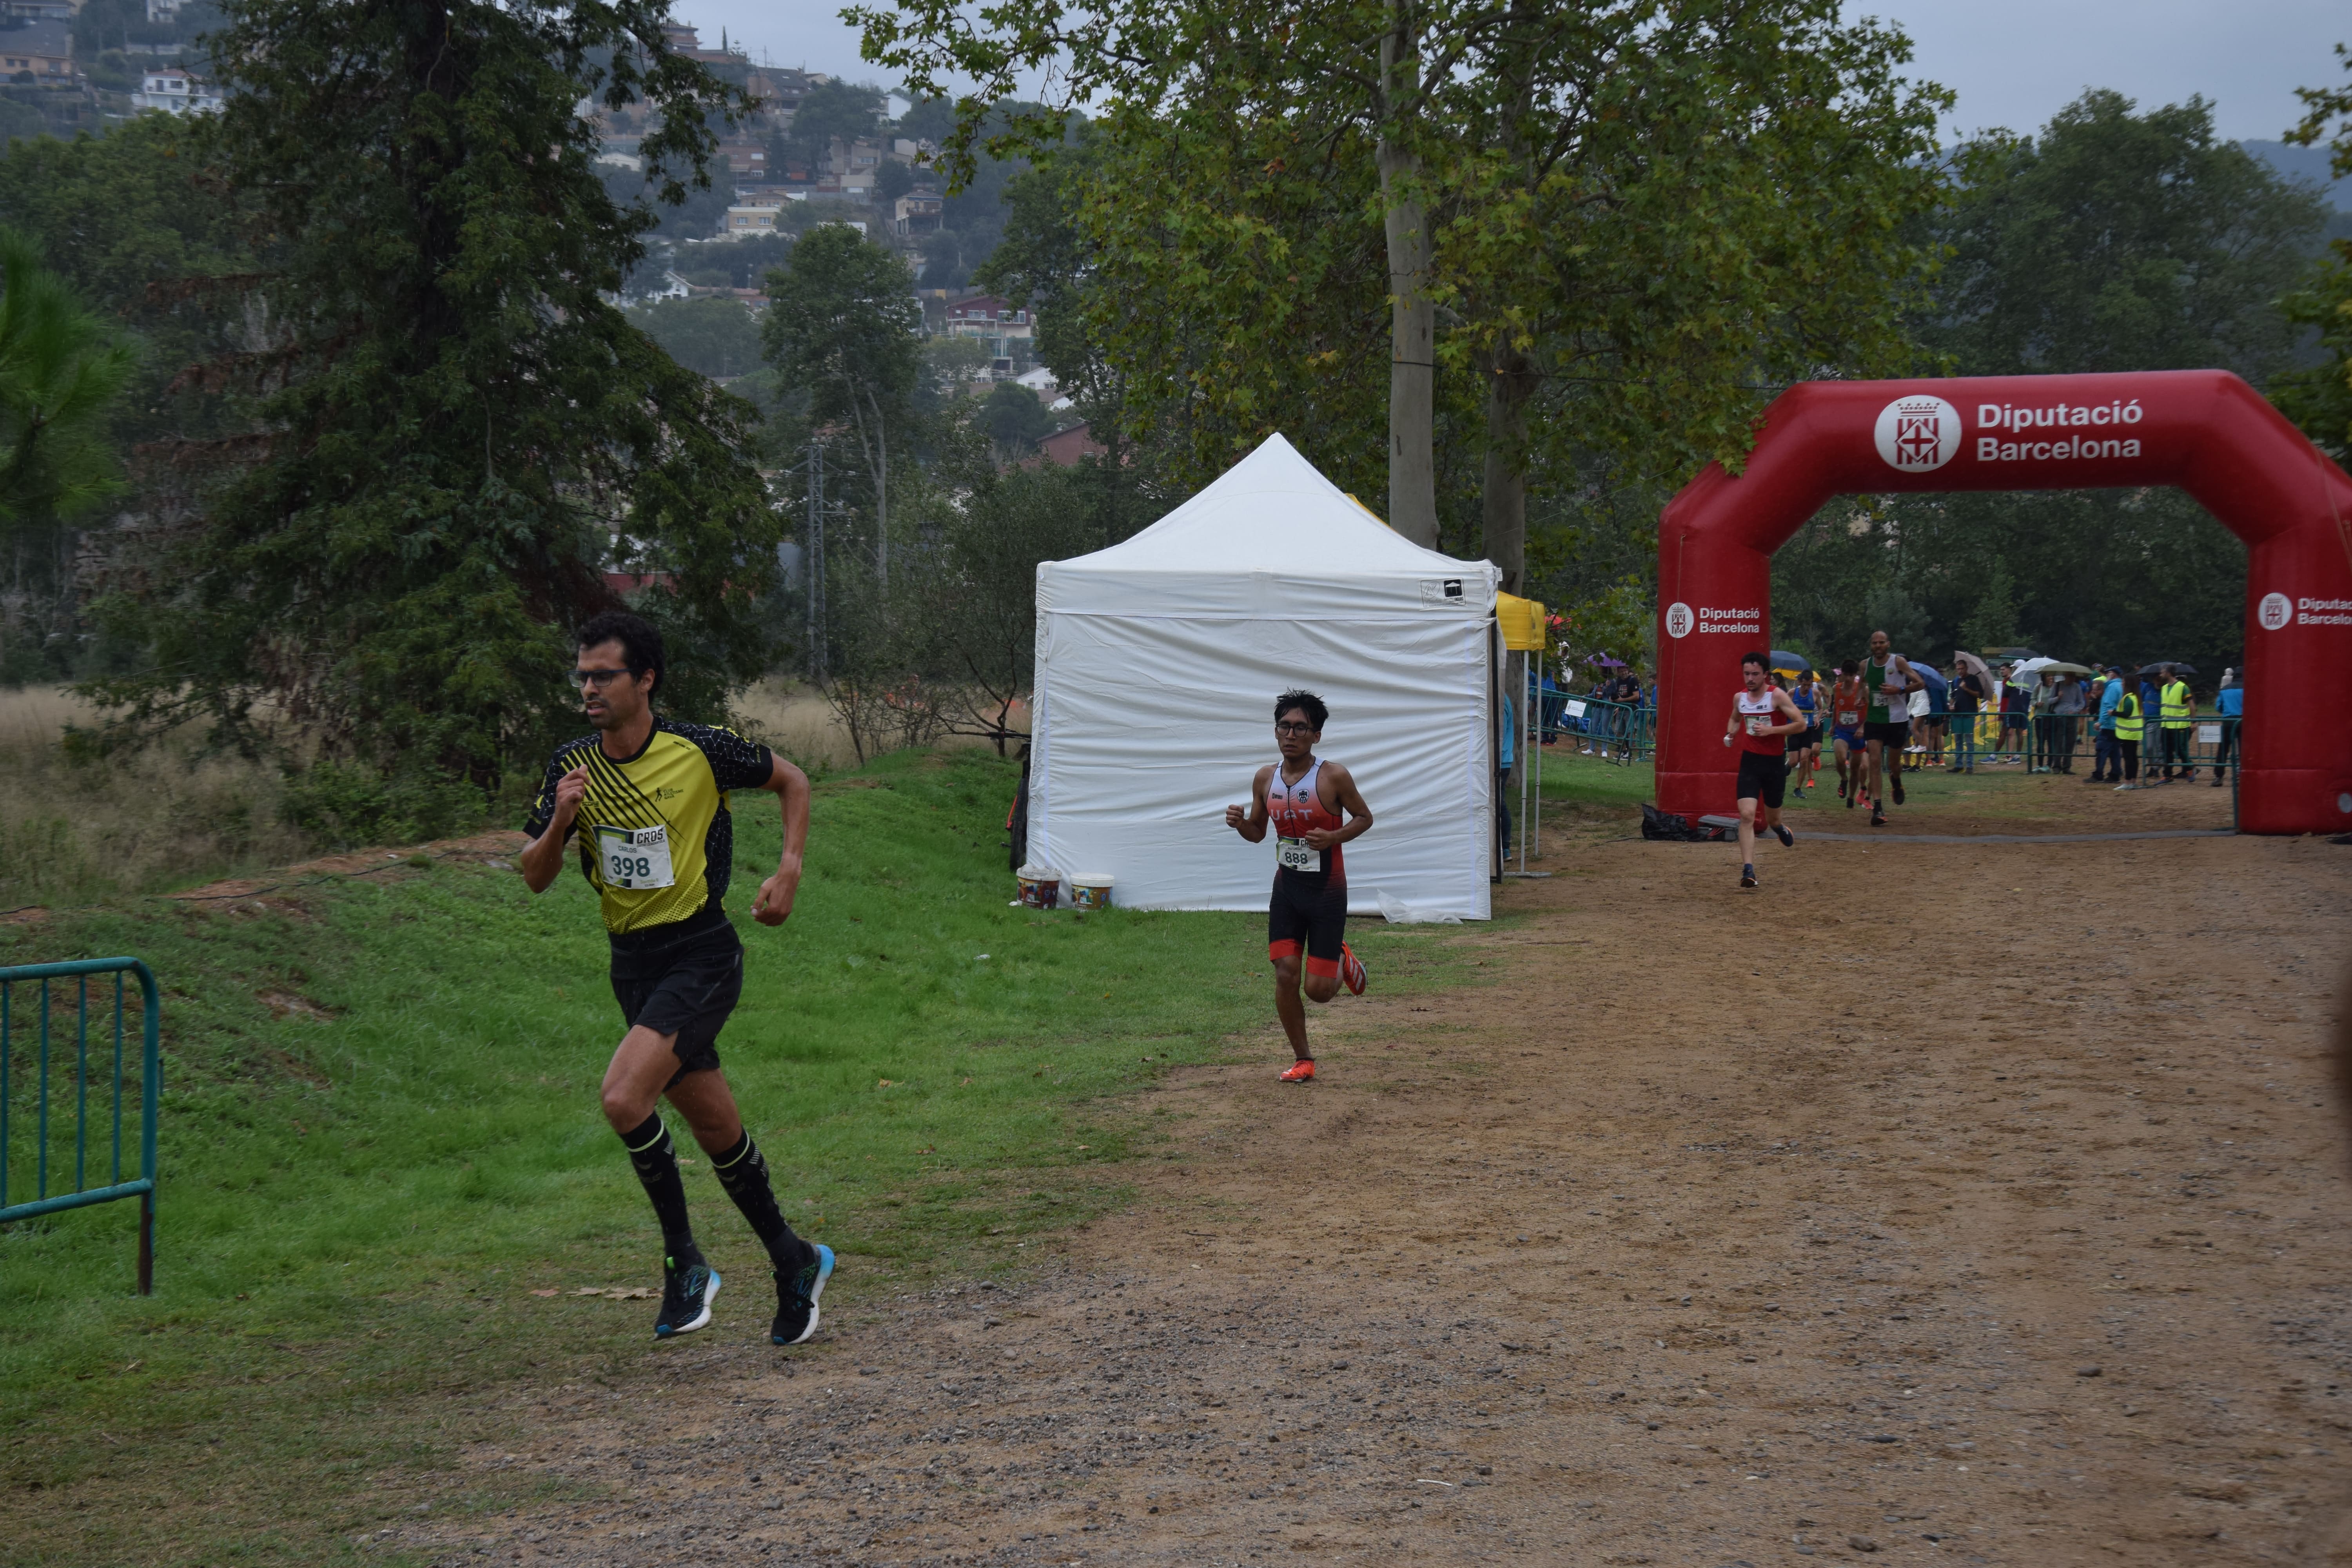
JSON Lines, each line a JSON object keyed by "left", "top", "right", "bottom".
{"left": 1495, "top": 592, "right": 1548, "bottom": 652}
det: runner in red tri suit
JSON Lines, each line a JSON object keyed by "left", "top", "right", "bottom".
{"left": 1225, "top": 690, "right": 1375, "bottom": 1082}
{"left": 1722, "top": 650, "right": 1805, "bottom": 889}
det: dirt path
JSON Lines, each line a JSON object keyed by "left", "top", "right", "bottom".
{"left": 414, "top": 795, "right": 2352, "bottom": 1568}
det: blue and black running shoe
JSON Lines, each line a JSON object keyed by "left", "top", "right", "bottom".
{"left": 655, "top": 1256, "right": 719, "bottom": 1339}
{"left": 771, "top": 1242, "right": 835, "bottom": 1347}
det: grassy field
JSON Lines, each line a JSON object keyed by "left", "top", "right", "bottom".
{"left": 0, "top": 747, "right": 1475, "bottom": 1565}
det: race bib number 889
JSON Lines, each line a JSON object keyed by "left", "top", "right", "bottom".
{"left": 595, "top": 824, "right": 675, "bottom": 890}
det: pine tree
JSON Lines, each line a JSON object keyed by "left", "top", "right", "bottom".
{"left": 90, "top": 0, "right": 776, "bottom": 791}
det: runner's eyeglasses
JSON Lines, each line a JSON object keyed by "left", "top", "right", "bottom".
{"left": 572, "top": 668, "right": 635, "bottom": 688}
{"left": 1274, "top": 721, "right": 1316, "bottom": 734}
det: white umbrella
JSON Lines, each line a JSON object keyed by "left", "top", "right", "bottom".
{"left": 2008, "top": 655, "right": 2055, "bottom": 688}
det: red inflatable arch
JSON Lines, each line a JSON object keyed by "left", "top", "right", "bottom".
{"left": 1654, "top": 370, "right": 2352, "bottom": 835}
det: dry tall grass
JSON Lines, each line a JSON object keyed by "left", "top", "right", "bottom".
{"left": 0, "top": 678, "right": 1010, "bottom": 910}
{"left": 0, "top": 688, "right": 321, "bottom": 907}
{"left": 724, "top": 679, "right": 864, "bottom": 771}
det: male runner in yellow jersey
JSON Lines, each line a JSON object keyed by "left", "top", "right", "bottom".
{"left": 520, "top": 611, "right": 832, "bottom": 1345}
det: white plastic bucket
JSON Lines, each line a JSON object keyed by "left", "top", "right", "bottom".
{"left": 1069, "top": 872, "right": 1115, "bottom": 911}
{"left": 1015, "top": 865, "right": 1062, "bottom": 909}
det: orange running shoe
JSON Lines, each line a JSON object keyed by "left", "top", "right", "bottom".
{"left": 1278, "top": 1059, "right": 1316, "bottom": 1083}
{"left": 1339, "top": 943, "right": 1367, "bottom": 996}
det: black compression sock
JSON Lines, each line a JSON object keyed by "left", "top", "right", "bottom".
{"left": 618, "top": 1112, "right": 703, "bottom": 1269}
{"left": 711, "top": 1130, "right": 809, "bottom": 1270}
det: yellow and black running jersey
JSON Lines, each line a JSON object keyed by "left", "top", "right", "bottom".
{"left": 524, "top": 717, "right": 774, "bottom": 936}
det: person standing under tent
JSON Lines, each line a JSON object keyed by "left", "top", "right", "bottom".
{"left": 2089, "top": 666, "right": 2127, "bottom": 783}
{"left": 2159, "top": 666, "right": 2196, "bottom": 781}
{"left": 1495, "top": 687, "right": 1515, "bottom": 853}
{"left": 1224, "top": 691, "right": 1374, "bottom": 1084}
{"left": 1724, "top": 650, "right": 1805, "bottom": 887}
{"left": 1830, "top": 660, "right": 1867, "bottom": 808}
{"left": 1788, "top": 668, "right": 1824, "bottom": 797}
{"left": 2110, "top": 676, "right": 2145, "bottom": 790}
{"left": 2212, "top": 672, "right": 2243, "bottom": 786}
{"left": 1862, "top": 630, "right": 1922, "bottom": 827}
{"left": 519, "top": 611, "right": 833, "bottom": 1346}
{"left": 2136, "top": 668, "right": 2164, "bottom": 782}
{"left": 1947, "top": 658, "right": 1987, "bottom": 774}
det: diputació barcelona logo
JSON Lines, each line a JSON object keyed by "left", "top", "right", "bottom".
{"left": 1873, "top": 395, "right": 1961, "bottom": 472}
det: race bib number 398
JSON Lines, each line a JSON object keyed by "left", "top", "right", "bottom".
{"left": 595, "top": 824, "right": 676, "bottom": 890}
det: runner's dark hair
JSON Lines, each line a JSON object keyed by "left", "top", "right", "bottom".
{"left": 579, "top": 610, "right": 664, "bottom": 696}
{"left": 1838, "top": 659, "right": 1859, "bottom": 676}
{"left": 1274, "top": 690, "right": 1328, "bottom": 730}
{"left": 1740, "top": 650, "right": 1768, "bottom": 670}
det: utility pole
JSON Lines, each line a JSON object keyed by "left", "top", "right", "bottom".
{"left": 806, "top": 439, "right": 825, "bottom": 681}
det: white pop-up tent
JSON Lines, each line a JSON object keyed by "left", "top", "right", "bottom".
{"left": 1028, "top": 433, "right": 1501, "bottom": 916}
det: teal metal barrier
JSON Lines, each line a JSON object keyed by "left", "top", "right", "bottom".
{"left": 0, "top": 958, "right": 160, "bottom": 1294}
{"left": 1546, "top": 694, "right": 1655, "bottom": 764}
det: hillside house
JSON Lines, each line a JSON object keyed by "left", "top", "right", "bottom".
{"left": 942, "top": 294, "right": 1033, "bottom": 373}
{"left": 723, "top": 205, "right": 780, "bottom": 237}
{"left": 717, "top": 140, "right": 767, "bottom": 178}
{"left": 0, "top": 19, "right": 72, "bottom": 82}
{"left": 131, "top": 66, "right": 222, "bottom": 113}
{"left": 893, "top": 189, "right": 943, "bottom": 237}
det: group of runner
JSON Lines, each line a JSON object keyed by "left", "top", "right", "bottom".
{"left": 1724, "top": 632, "right": 1926, "bottom": 887}
{"left": 523, "top": 617, "right": 1378, "bottom": 1345}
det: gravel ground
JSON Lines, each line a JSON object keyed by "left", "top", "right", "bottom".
{"left": 409, "top": 813, "right": 2352, "bottom": 1568}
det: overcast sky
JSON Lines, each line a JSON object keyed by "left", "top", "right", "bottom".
{"left": 675, "top": 0, "right": 2345, "bottom": 145}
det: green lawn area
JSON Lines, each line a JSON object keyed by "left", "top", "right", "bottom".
{"left": 1530, "top": 744, "right": 1655, "bottom": 810}
{"left": 0, "top": 748, "right": 1472, "bottom": 1565}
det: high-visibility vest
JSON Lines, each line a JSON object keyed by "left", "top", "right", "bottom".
{"left": 2114, "top": 690, "right": 2143, "bottom": 742}
{"left": 2160, "top": 680, "right": 2191, "bottom": 728}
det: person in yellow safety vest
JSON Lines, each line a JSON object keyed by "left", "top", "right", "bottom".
{"left": 2111, "top": 679, "right": 2144, "bottom": 792}
{"left": 2158, "top": 666, "right": 2195, "bottom": 782}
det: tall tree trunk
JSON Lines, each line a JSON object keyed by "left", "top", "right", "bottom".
{"left": 1378, "top": 6, "right": 1437, "bottom": 547}
{"left": 1481, "top": 345, "right": 1538, "bottom": 593}
{"left": 870, "top": 389, "right": 890, "bottom": 591}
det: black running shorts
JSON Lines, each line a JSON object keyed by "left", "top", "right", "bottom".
{"left": 609, "top": 909, "right": 744, "bottom": 1085}
{"left": 1268, "top": 871, "right": 1347, "bottom": 979}
{"left": 1864, "top": 719, "right": 1911, "bottom": 748}
{"left": 1735, "top": 750, "right": 1786, "bottom": 809}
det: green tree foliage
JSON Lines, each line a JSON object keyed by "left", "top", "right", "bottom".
{"left": 0, "top": 228, "right": 132, "bottom": 679}
{"left": 784, "top": 80, "right": 885, "bottom": 174}
{"left": 761, "top": 225, "right": 920, "bottom": 586}
{"left": 0, "top": 113, "right": 251, "bottom": 452}
{"left": 858, "top": 0, "right": 1946, "bottom": 587}
{"left": 920, "top": 461, "right": 1099, "bottom": 752}
{"left": 0, "top": 227, "right": 131, "bottom": 529}
{"left": 2275, "top": 44, "right": 2352, "bottom": 457}
{"left": 86, "top": 0, "right": 778, "bottom": 793}
{"left": 975, "top": 380, "right": 1052, "bottom": 458}
{"left": 629, "top": 296, "right": 764, "bottom": 379}
{"left": 1771, "top": 92, "right": 2328, "bottom": 679}
{"left": 1923, "top": 89, "right": 2325, "bottom": 379}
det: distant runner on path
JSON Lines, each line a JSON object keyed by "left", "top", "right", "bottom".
{"left": 1724, "top": 650, "right": 1805, "bottom": 889}
{"left": 1225, "top": 691, "right": 1374, "bottom": 1083}
{"left": 519, "top": 611, "right": 833, "bottom": 1346}
{"left": 1862, "top": 630, "right": 1924, "bottom": 829}
{"left": 1829, "top": 659, "right": 1867, "bottom": 809}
